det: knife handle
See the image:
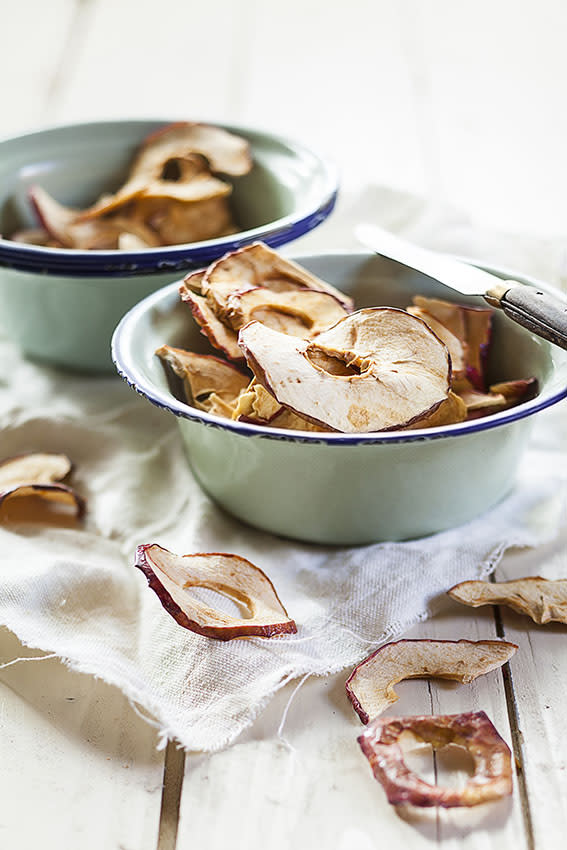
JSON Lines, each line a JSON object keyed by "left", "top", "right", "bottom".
{"left": 485, "top": 282, "right": 567, "bottom": 350}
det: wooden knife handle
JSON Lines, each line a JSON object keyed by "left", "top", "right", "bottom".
{"left": 488, "top": 283, "right": 567, "bottom": 350}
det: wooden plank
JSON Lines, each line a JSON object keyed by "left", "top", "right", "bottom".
{"left": 398, "top": 0, "right": 567, "bottom": 239}
{"left": 494, "top": 528, "right": 567, "bottom": 850}
{"left": 176, "top": 605, "right": 526, "bottom": 850}
{"left": 0, "top": 626, "right": 165, "bottom": 850}
{"left": 0, "top": 0, "right": 77, "bottom": 137}
{"left": 48, "top": 0, "right": 252, "bottom": 126}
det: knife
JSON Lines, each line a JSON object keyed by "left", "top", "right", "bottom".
{"left": 356, "top": 223, "right": 567, "bottom": 350}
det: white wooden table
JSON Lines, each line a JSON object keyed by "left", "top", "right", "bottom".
{"left": 2, "top": 2, "right": 567, "bottom": 847}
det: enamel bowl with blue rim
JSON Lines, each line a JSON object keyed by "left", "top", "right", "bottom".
{"left": 112, "top": 251, "right": 567, "bottom": 544}
{"left": 0, "top": 120, "right": 337, "bottom": 372}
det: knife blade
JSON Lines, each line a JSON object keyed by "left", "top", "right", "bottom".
{"left": 356, "top": 223, "right": 567, "bottom": 351}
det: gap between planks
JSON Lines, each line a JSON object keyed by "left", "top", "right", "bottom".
{"left": 157, "top": 740, "right": 186, "bottom": 850}
{"left": 491, "top": 598, "right": 535, "bottom": 850}
{"left": 43, "top": 0, "right": 97, "bottom": 119}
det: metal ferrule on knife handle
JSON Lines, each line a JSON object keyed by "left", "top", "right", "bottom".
{"left": 484, "top": 281, "right": 567, "bottom": 350}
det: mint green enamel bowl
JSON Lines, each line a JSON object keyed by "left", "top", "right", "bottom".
{"left": 0, "top": 120, "right": 337, "bottom": 373}
{"left": 112, "top": 251, "right": 567, "bottom": 544}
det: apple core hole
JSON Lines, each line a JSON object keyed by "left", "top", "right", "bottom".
{"left": 161, "top": 158, "right": 182, "bottom": 181}
{"left": 305, "top": 349, "right": 360, "bottom": 376}
{"left": 188, "top": 586, "right": 253, "bottom": 619}
{"left": 399, "top": 733, "right": 475, "bottom": 789}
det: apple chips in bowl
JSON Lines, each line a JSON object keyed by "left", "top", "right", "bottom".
{"left": 113, "top": 247, "right": 567, "bottom": 544}
{"left": 0, "top": 120, "right": 337, "bottom": 371}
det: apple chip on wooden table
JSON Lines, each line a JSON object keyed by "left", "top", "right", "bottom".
{"left": 358, "top": 711, "right": 513, "bottom": 808}
{"left": 449, "top": 577, "right": 567, "bottom": 625}
{"left": 345, "top": 638, "right": 518, "bottom": 724}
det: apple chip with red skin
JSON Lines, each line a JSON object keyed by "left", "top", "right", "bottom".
{"left": 449, "top": 577, "right": 567, "bottom": 625}
{"left": 179, "top": 274, "right": 246, "bottom": 363}
{"left": 233, "top": 380, "right": 327, "bottom": 431}
{"left": 135, "top": 544, "right": 297, "bottom": 640}
{"left": 77, "top": 123, "right": 251, "bottom": 222}
{"left": 358, "top": 711, "right": 513, "bottom": 808}
{"left": 411, "top": 295, "right": 492, "bottom": 391}
{"left": 238, "top": 308, "right": 451, "bottom": 433}
{"left": 346, "top": 639, "right": 518, "bottom": 724}
{"left": 225, "top": 287, "right": 349, "bottom": 337}
{"left": 155, "top": 345, "right": 250, "bottom": 418}
{"left": 0, "top": 452, "right": 85, "bottom": 518}
{"left": 202, "top": 242, "right": 354, "bottom": 320}
{"left": 130, "top": 122, "right": 253, "bottom": 180}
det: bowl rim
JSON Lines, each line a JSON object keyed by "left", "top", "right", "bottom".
{"left": 112, "top": 250, "right": 567, "bottom": 446}
{"left": 0, "top": 119, "right": 338, "bottom": 277}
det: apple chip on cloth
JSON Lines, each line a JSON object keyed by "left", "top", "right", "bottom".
{"left": 0, "top": 204, "right": 566, "bottom": 753}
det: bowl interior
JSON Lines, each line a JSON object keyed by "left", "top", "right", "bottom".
{"left": 0, "top": 121, "right": 333, "bottom": 245}
{"left": 114, "top": 251, "right": 567, "bottom": 438}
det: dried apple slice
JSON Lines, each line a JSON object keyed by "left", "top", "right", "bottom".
{"left": 29, "top": 186, "right": 85, "bottom": 248}
{"left": 449, "top": 577, "right": 567, "bottom": 625}
{"left": 411, "top": 295, "right": 492, "bottom": 390}
{"left": 238, "top": 308, "right": 451, "bottom": 432}
{"left": 358, "top": 711, "right": 513, "bottom": 807}
{"left": 459, "top": 376, "right": 538, "bottom": 420}
{"left": 182, "top": 268, "right": 206, "bottom": 295}
{"left": 489, "top": 378, "right": 538, "bottom": 405}
{"left": 225, "top": 287, "right": 349, "bottom": 336}
{"left": 202, "top": 242, "right": 354, "bottom": 320}
{"left": 0, "top": 452, "right": 85, "bottom": 518}
{"left": 233, "top": 380, "right": 326, "bottom": 431}
{"left": 178, "top": 279, "right": 244, "bottom": 363}
{"left": 29, "top": 186, "right": 161, "bottom": 250}
{"left": 130, "top": 122, "right": 253, "bottom": 179}
{"left": 346, "top": 639, "right": 518, "bottom": 724}
{"left": 459, "top": 388, "right": 508, "bottom": 419}
{"left": 79, "top": 166, "right": 232, "bottom": 223}
{"left": 78, "top": 123, "right": 251, "bottom": 222}
{"left": 135, "top": 544, "right": 297, "bottom": 640}
{"left": 407, "top": 306, "right": 466, "bottom": 378}
{"left": 232, "top": 380, "right": 283, "bottom": 424}
{"left": 156, "top": 345, "right": 249, "bottom": 416}
{"left": 140, "top": 196, "right": 234, "bottom": 246}
{"left": 401, "top": 391, "right": 466, "bottom": 430}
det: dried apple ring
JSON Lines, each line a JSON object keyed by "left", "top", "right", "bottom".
{"left": 202, "top": 242, "right": 354, "bottom": 320}
{"left": 358, "top": 711, "right": 513, "bottom": 807}
{"left": 449, "top": 577, "right": 567, "bottom": 625}
{"left": 135, "top": 544, "right": 297, "bottom": 640}
{"left": 225, "top": 287, "right": 348, "bottom": 337}
{"left": 238, "top": 308, "right": 451, "bottom": 433}
{"left": 0, "top": 452, "right": 85, "bottom": 518}
{"left": 346, "top": 639, "right": 517, "bottom": 724}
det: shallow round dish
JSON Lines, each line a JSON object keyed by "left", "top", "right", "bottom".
{"left": 112, "top": 251, "right": 567, "bottom": 544}
{"left": 0, "top": 120, "right": 337, "bottom": 372}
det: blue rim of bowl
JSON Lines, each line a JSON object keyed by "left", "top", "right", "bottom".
{"left": 111, "top": 253, "right": 567, "bottom": 446}
{"left": 0, "top": 120, "right": 338, "bottom": 277}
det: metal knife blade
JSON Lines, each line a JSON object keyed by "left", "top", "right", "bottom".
{"left": 355, "top": 223, "right": 503, "bottom": 298}
{"left": 356, "top": 223, "right": 567, "bottom": 351}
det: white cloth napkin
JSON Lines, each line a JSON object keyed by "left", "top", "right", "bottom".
{"left": 1, "top": 187, "right": 566, "bottom": 752}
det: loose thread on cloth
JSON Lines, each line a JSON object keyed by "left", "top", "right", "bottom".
{"left": 0, "top": 652, "right": 58, "bottom": 670}
{"left": 127, "top": 697, "right": 171, "bottom": 749}
{"left": 277, "top": 672, "right": 312, "bottom": 753}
